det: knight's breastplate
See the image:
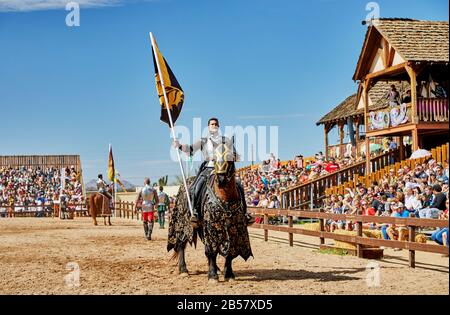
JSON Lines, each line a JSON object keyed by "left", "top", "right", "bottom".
{"left": 142, "top": 186, "right": 154, "bottom": 205}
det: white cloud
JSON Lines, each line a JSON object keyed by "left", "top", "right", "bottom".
{"left": 140, "top": 160, "right": 175, "bottom": 165}
{"left": 0, "top": 0, "right": 124, "bottom": 12}
{"left": 236, "top": 113, "right": 310, "bottom": 120}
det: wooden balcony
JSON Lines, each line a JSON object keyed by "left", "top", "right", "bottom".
{"left": 365, "top": 98, "right": 449, "bottom": 138}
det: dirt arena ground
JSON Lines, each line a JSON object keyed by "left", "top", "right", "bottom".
{"left": 0, "top": 217, "right": 448, "bottom": 295}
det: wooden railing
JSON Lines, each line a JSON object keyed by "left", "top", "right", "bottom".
{"left": 247, "top": 206, "right": 449, "bottom": 268}
{"left": 0, "top": 203, "right": 87, "bottom": 217}
{"left": 417, "top": 98, "right": 449, "bottom": 123}
{"left": 114, "top": 201, "right": 174, "bottom": 222}
{"left": 326, "top": 142, "right": 449, "bottom": 196}
{"left": 367, "top": 103, "right": 413, "bottom": 131}
{"left": 281, "top": 148, "right": 400, "bottom": 209}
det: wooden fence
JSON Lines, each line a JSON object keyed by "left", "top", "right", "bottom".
{"left": 281, "top": 148, "right": 400, "bottom": 209}
{"left": 0, "top": 203, "right": 87, "bottom": 217}
{"left": 247, "top": 206, "right": 449, "bottom": 268}
{"left": 5, "top": 199, "right": 447, "bottom": 268}
{"left": 326, "top": 142, "right": 449, "bottom": 196}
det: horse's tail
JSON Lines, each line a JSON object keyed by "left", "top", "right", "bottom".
{"left": 169, "top": 227, "right": 200, "bottom": 261}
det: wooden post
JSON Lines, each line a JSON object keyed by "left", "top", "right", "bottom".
{"left": 405, "top": 64, "right": 418, "bottom": 124}
{"left": 356, "top": 210, "right": 363, "bottom": 258}
{"left": 365, "top": 136, "right": 371, "bottom": 176}
{"left": 355, "top": 120, "right": 360, "bottom": 156}
{"left": 339, "top": 123, "right": 345, "bottom": 159}
{"left": 363, "top": 79, "right": 371, "bottom": 176}
{"left": 399, "top": 136, "right": 404, "bottom": 161}
{"left": 288, "top": 215, "right": 293, "bottom": 247}
{"left": 264, "top": 214, "right": 269, "bottom": 242}
{"left": 409, "top": 226, "right": 416, "bottom": 268}
{"left": 319, "top": 208, "right": 325, "bottom": 245}
{"left": 324, "top": 124, "right": 330, "bottom": 160}
{"left": 412, "top": 128, "right": 419, "bottom": 151}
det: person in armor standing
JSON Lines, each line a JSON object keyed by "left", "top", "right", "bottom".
{"left": 157, "top": 186, "right": 170, "bottom": 229}
{"left": 135, "top": 178, "right": 159, "bottom": 240}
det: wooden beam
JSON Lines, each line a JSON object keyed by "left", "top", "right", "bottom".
{"left": 387, "top": 46, "right": 396, "bottom": 67}
{"left": 365, "top": 62, "right": 408, "bottom": 80}
{"left": 324, "top": 124, "right": 330, "bottom": 160}
{"left": 412, "top": 127, "right": 419, "bottom": 151}
{"left": 399, "top": 136, "right": 404, "bottom": 161}
{"left": 382, "top": 38, "right": 389, "bottom": 69}
{"left": 416, "top": 122, "right": 450, "bottom": 130}
{"left": 339, "top": 123, "right": 345, "bottom": 158}
{"left": 363, "top": 79, "right": 371, "bottom": 176}
{"left": 366, "top": 123, "right": 415, "bottom": 137}
{"left": 355, "top": 119, "right": 360, "bottom": 156}
{"left": 405, "top": 64, "right": 418, "bottom": 124}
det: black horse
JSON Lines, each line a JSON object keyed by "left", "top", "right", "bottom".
{"left": 167, "top": 142, "right": 252, "bottom": 281}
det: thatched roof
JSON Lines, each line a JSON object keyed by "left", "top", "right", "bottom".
{"left": 316, "top": 94, "right": 358, "bottom": 126}
{"left": 374, "top": 19, "right": 449, "bottom": 62}
{"left": 316, "top": 81, "right": 411, "bottom": 126}
{"left": 354, "top": 18, "right": 449, "bottom": 80}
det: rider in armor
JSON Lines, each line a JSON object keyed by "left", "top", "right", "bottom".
{"left": 96, "top": 174, "right": 112, "bottom": 199}
{"left": 173, "top": 117, "right": 254, "bottom": 226}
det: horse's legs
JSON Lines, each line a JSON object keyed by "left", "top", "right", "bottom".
{"left": 207, "top": 253, "right": 219, "bottom": 281}
{"left": 178, "top": 243, "right": 189, "bottom": 275}
{"left": 108, "top": 216, "right": 112, "bottom": 226}
{"left": 104, "top": 216, "right": 107, "bottom": 225}
{"left": 224, "top": 256, "right": 235, "bottom": 281}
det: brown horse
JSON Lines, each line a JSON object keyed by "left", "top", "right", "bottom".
{"left": 168, "top": 142, "right": 252, "bottom": 282}
{"left": 88, "top": 186, "right": 113, "bottom": 226}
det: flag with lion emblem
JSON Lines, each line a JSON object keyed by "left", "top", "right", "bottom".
{"left": 151, "top": 36, "right": 184, "bottom": 125}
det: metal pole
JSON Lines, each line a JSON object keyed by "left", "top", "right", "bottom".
{"left": 251, "top": 144, "right": 254, "bottom": 166}
{"left": 150, "top": 32, "right": 194, "bottom": 216}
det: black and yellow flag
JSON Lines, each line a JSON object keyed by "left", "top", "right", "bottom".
{"left": 108, "top": 144, "right": 115, "bottom": 183}
{"left": 151, "top": 35, "right": 184, "bottom": 126}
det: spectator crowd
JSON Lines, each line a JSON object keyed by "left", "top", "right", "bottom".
{"left": 238, "top": 151, "right": 364, "bottom": 210}
{"left": 0, "top": 166, "right": 83, "bottom": 217}
{"left": 321, "top": 158, "right": 449, "bottom": 247}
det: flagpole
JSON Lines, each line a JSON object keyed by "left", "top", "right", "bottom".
{"left": 150, "top": 32, "right": 194, "bottom": 217}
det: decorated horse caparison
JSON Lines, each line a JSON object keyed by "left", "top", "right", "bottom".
{"left": 168, "top": 142, "right": 253, "bottom": 282}
{"left": 88, "top": 185, "right": 113, "bottom": 226}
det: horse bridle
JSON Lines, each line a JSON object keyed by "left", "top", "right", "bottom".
{"left": 213, "top": 144, "right": 235, "bottom": 182}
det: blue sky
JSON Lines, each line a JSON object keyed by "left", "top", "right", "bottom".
{"left": 0, "top": 0, "right": 448, "bottom": 184}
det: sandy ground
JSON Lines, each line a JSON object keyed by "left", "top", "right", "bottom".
{"left": 0, "top": 217, "right": 448, "bottom": 295}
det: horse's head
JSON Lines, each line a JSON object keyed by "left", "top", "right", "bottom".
{"left": 213, "top": 142, "right": 237, "bottom": 188}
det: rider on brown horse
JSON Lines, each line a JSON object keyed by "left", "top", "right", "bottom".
{"left": 97, "top": 174, "right": 112, "bottom": 200}
{"left": 173, "top": 117, "right": 254, "bottom": 227}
